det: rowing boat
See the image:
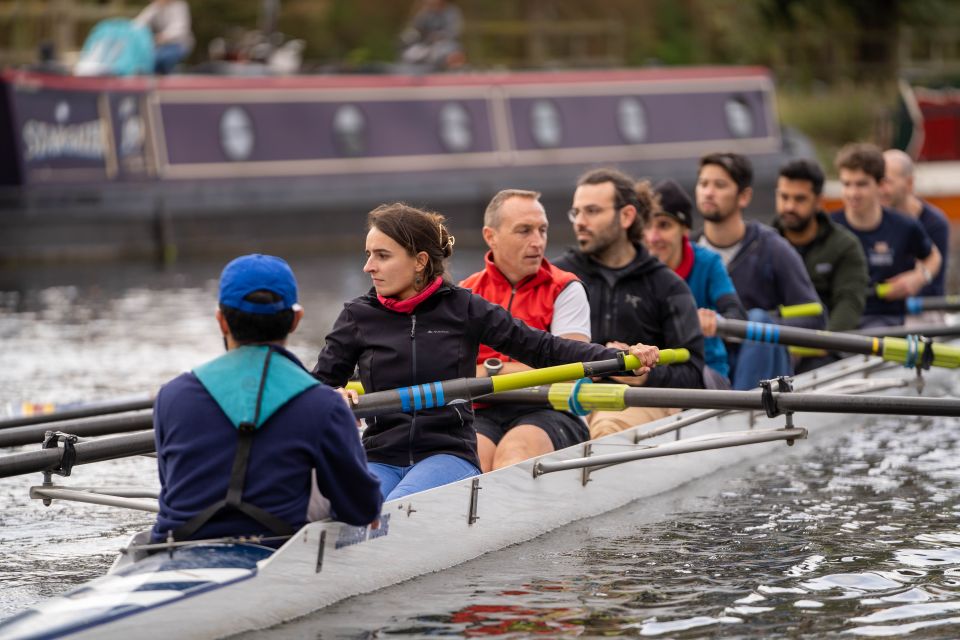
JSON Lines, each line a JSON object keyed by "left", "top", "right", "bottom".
{"left": 0, "top": 353, "right": 949, "bottom": 640}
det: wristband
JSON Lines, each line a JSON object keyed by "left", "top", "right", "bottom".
{"left": 483, "top": 357, "right": 503, "bottom": 377}
{"left": 919, "top": 264, "right": 933, "bottom": 285}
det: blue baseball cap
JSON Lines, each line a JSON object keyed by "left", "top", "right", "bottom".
{"left": 218, "top": 254, "right": 298, "bottom": 314}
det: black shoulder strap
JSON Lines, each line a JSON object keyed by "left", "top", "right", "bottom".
{"left": 172, "top": 348, "right": 296, "bottom": 541}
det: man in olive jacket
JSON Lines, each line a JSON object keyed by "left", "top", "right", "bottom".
{"left": 772, "top": 159, "right": 868, "bottom": 333}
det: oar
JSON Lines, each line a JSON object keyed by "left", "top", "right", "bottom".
{"left": 351, "top": 349, "right": 690, "bottom": 419}
{"left": 0, "top": 350, "right": 691, "bottom": 468}
{"left": 773, "top": 302, "right": 823, "bottom": 319}
{"left": 0, "top": 393, "right": 154, "bottom": 431}
{"left": 870, "top": 287, "right": 960, "bottom": 314}
{"left": 0, "top": 431, "right": 155, "bottom": 479}
{"left": 715, "top": 317, "right": 960, "bottom": 369}
{"left": 854, "top": 324, "right": 960, "bottom": 339}
{"left": 8, "top": 379, "right": 958, "bottom": 480}
{"left": 905, "top": 295, "right": 960, "bottom": 315}
{"left": 0, "top": 412, "right": 154, "bottom": 449}
{"left": 486, "top": 383, "right": 960, "bottom": 417}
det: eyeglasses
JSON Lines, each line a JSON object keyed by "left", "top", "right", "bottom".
{"left": 566, "top": 204, "right": 620, "bottom": 223}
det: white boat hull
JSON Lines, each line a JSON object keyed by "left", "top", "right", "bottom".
{"left": 0, "top": 355, "right": 923, "bottom": 639}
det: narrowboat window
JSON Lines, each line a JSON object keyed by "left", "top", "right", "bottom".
{"left": 333, "top": 105, "right": 366, "bottom": 156}
{"left": 617, "top": 97, "right": 648, "bottom": 143}
{"left": 219, "top": 106, "right": 254, "bottom": 161}
{"left": 439, "top": 102, "right": 473, "bottom": 152}
{"left": 530, "top": 100, "right": 562, "bottom": 148}
{"left": 725, "top": 97, "right": 754, "bottom": 138}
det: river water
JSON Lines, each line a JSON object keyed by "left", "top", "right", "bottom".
{"left": 1, "top": 251, "right": 960, "bottom": 638}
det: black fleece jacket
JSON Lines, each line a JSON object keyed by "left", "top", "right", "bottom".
{"left": 554, "top": 244, "right": 705, "bottom": 389}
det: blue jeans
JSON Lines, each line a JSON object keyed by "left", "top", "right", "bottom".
{"left": 731, "top": 309, "right": 793, "bottom": 390}
{"left": 368, "top": 454, "right": 480, "bottom": 501}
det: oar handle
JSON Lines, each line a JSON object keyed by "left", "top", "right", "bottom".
{"left": 906, "top": 295, "right": 960, "bottom": 314}
{"left": 788, "top": 346, "right": 828, "bottom": 358}
{"left": 493, "top": 348, "right": 689, "bottom": 392}
{"left": 623, "top": 348, "right": 691, "bottom": 367}
{"left": 777, "top": 302, "right": 823, "bottom": 319}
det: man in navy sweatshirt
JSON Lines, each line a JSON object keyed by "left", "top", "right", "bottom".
{"left": 152, "top": 254, "right": 382, "bottom": 544}
{"left": 694, "top": 152, "right": 825, "bottom": 390}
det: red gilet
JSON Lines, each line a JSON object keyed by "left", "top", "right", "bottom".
{"left": 459, "top": 251, "right": 580, "bottom": 364}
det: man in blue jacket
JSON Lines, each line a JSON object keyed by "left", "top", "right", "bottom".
{"left": 695, "top": 152, "right": 825, "bottom": 390}
{"left": 152, "top": 254, "right": 382, "bottom": 544}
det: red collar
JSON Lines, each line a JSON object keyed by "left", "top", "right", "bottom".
{"left": 378, "top": 277, "right": 443, "bottom": 313}
{"left": 674, "top": 238, "right": 695, "bottom": 280}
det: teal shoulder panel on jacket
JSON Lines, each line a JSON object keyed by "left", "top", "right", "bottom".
{"left": 193, "top": 346, "right": 319, "bottom": 429}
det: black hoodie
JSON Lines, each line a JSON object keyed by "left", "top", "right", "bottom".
{"left": 554, "top": 244, "right": 705, "bottom": 389}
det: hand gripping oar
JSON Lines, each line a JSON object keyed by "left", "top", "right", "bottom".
{"left": 485, "top": 383, "right": 960, "bottom": 417}
{"left": 715, "top": 317, "right": 960, "bottom": 369}
{"left": 351, "top": 349, "right": 690, "bottom": 419}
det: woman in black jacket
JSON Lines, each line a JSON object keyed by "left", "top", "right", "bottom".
{"left": 313, "top": 203, "right": 659, "bottom": 501}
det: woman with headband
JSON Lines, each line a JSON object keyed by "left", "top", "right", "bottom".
{"left": 314, "top": 202, "right": 660, "bottom": 500}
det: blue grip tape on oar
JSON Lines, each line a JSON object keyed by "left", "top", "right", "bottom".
{"left": 903, "top": 334, "right": 919, "bottom": 369}
{"left": 906, "top": 297, "right": 923, "bottom": 315}
{"left": 567, "top": 378, "right": 593, "bottom": 417}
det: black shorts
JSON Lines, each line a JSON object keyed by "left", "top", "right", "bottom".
{"left": 473, "top": 404, "right": 589, "bottom": 451}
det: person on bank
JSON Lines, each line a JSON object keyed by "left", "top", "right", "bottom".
{"left": 644, "top": 179, "right": 746, "bottom": 389}
{"left": 773, "top": 159, "right": 868, "bottom": 333}
{"left": 554, "top": 168, "right": 705, "bottom": 438}
{"left": 314, "top": 203, "right": 660, "bottom": 500}
{"left": 881, "top": 149, "right": 950, "bottom": 299}
{"left": 830, "top": 143, "right": 941, "bottom": 329}
{"left": 152, "top": 254, "right": 383, "bottom": 545}
{"left": 134, "top": 0, "right": 194, "bottom": 74}
{"left": 460, "top": 189, "right": 593, "bottom": 472}
{"left": 399, "top": 0, "right": 465, "bottom": 71}
{"left": 694, "top": 152, "right": 825, "bottom": 390}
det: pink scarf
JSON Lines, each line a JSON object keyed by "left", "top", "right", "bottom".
{"left": 377, "top": 277, "right": 443, "bottom": 314}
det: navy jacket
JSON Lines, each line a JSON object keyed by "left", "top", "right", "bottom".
{"left": 553, "top": 244, "right": 705, "bottom": 389}
{"left": 313, "top": 284, "right": 618, "bottom": 468}
{"left": 918, "top": 200, "right": 950, "bottom": 297}
{"left": 703, "top": 221, "right": 825, "bottom": 330}
{"left": 152, "top": 347, "right": 382, "bottom": 542}
{"left": 831, "top": 207, "right": 933, "bottom": 317}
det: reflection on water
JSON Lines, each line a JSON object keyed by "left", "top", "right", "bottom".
{"left": 1, "top": 254, "right": 959, "bottom": 638}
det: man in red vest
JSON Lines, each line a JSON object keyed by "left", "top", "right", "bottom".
{"left": 460, "top": 189, "right": 592, "bottom": 471}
